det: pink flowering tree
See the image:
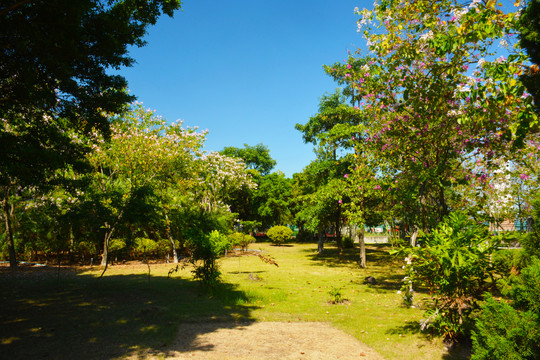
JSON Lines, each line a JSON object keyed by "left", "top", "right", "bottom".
{"left": 333, "top": 0, "right": 539, "bottom": 234}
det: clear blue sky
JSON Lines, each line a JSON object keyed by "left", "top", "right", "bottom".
{"left": 118, "top": 0, "right": 371, "bottom": 177}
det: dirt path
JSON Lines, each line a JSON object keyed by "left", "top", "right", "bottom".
{"left": 154, "top": 321, "right": 386, "bottom": 360}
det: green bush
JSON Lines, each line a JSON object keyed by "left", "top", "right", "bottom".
{"left": 109, "top": 238, "right": 127, "bottom": 254}
{"left": 227, "top": 232, "right": 255, "bottom": 251}
{"left": 187, "top": 230, "right": 231, "bottom": 290}
{"left": 492, "top": 249, "right": 526, "bottom": 275}
{"left": 399, "top": 212, "right": 499, "bottom": 342}
{"left": 472, "top": 258, "right": 540, "bottom": 360}
{"left": 294, "top": 229, "right": 314, "bottom": 243}
{"left": 342, "top": 236, "right": 354, "bottom": 248}
{"left": 266, "top": 225, "right": 293, "bottom": 246}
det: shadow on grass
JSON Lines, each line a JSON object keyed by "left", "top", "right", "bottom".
{"left": 302, "top": 243, "right": 399, "bottom": 268}
{"left": 0, "top": 266, "right": 257, "bottom": 359}
{"left": 385, "top": 313, "right": 471, "bottom": 360}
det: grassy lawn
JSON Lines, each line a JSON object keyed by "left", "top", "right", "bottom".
{"left": 0, "top": 242, "right": 469, "bottom": 359}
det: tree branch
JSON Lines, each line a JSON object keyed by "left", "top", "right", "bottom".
{"left": 0, "top": 0, "right": 35, "bottom": 17}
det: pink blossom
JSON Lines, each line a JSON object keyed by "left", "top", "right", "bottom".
{"left": 347, "top": 64, "right": 352, "bottom": 69}
{"left": 344, "top": 174, "right": 349, "bottom": 179}
{"left": 520, "top": 174, "right": 530, "bottom": 180}
{"left": 374, "top": 185, "right": 381, "bottom": 190}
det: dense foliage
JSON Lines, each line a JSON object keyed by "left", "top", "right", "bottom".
{"left": 400, "top": 212, "right": 500, "bottom": 340}
{"left": 0, "top": 0, "right": 182, "bottom": 267}
{"left": 266, "top": 225, "right": 293, "bottom": 246}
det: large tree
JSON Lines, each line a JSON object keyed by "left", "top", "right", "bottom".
{"left": 339, "top": 0, "right": 538, "bottom": 233}
{"left": 220, "top": 143, "right": 277, "bottom": 176}
{"left": 88, "top": 104, "right": 205, "bottom": 267}
{"left": 295, "top": 90, "right": 355, "bottom": 257}
{"left": 518, "top": 0, "right": 540, "bottom": 109}
{"left": 0, "top": 0, "right": 182, "bottom": 267}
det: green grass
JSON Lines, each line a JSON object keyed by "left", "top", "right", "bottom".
{"left": 0, "top": 243, "right": 469, "bottom": 359}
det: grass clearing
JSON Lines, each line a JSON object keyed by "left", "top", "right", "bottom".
{"left": 0, "top": 242, "right": 469, "bottom": 359}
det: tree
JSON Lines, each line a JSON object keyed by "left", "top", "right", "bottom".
{"left": 219, "top": 143, "right": 277, "bottom": 225}
{"left": 339, "top": 0, "right": 538, "bottom": 234}
{"left": 295, "top": 90, "right": 355, "bottom": 257}
{"left": 88, "top": 104, "right": 205, "bottom": 267}
{"left": 220, "top": 143, "right": 277, "bottom": 176}
{"left": 195, "top": 151, "right": 256, "bottom": 214}
{"left": 0, "top": 0, "right": 182, "bottom": 268}
{"left": 254, "top": 171, "right": 293, "bottom": 228}
{"left": 518, "top": 0, "right": 540, "bottom": 109}
{"left": 295, "top": 161, "right": 348, "bottom": 255}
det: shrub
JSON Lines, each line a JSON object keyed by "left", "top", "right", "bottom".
{"left": 492, "top": 249, "right": 526, "bottom": 275}
{"left": 187, "top": 230, "right": 231, "bottom": 290}
{"left": 228, "top": 232, "right": 255, "bottom": 251}
{"left": 266, "top": 225, "right": 293, "bottom": 246}
{"left": 399, "top": 212, "right": 499, "bottom": 342}
{"left": 472, "top": 258, "right": 540, "bottom": 360}
{"left": 342, "top": 236, "right": 354, "bottom": 248}
{"left": 295, "top": 229, "right": 314, "bottom": 243}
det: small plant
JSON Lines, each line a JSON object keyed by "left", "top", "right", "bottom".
{"left": 187, "top": 230, "right": 232, "bottom": 290}
{"left": 267, "top": 225, "right": 293, "bottom": 246}
{"left": 328, "top": 287, "right": 345, "bottom": 304}
{"left": 227, "top": 232, "right": 255, "bottom": 251}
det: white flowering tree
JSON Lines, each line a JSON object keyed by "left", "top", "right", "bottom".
{"left": 195, "top": 151, "right": 256, "bottom": 214}
{"left": 88, "top": 103, "right": 206, "bottom": 267}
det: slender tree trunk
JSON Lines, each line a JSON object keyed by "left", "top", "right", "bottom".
{"left": 101, "top": 225, "right": 112, "bottom": 267}
{"left": 335, "top": 219, "right": 343, "bottom": 259}
{"left": 99, "top": 226, "right": 114, "bottom": 278}
{"left": 439, "top": 185, "right": 449, "bottom": 220}
{"left": 68, "top": 225, "right": 74, "bottom": 265}
{"left": 164, "top": 213, "right": 178, "bottom": 263}
{"left": 358, "top": 226, "right": 366, "bottom": 268}
{"left": 410, "top": 225, "right": 419, "bottom": 247}
{"left": 2, "top": 188, "right": 17, "bottom": 269}
{"left": 317, "top": 231, "right": 324, "bottom": 254}
{"left": 99, "top": 209, "right": 125, "bottom": 277}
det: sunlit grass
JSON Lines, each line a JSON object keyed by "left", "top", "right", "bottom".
{"left": 0, "top": 242, "right": 467, "bottom": 359}
{"left": 216, "top": 243, "right": 457, "bottom": 360}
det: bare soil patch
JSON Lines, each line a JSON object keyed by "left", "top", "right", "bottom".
{"left": 156, "top": 321, "right": 386, "bottom": 360}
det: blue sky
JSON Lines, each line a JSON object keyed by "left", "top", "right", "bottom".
{"left": 118, "top": 0, "right": 371, "bottom": 177}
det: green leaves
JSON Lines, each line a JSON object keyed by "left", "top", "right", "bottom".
{"left": 266, "top": 225, "right": 293, "bottom": 246}
{"left": 401, "top": 212, "right": 500, "bottom": 340}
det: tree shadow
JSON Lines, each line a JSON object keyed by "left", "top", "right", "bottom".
{"left": 302, "top": 243, "right": 400, "bottom": 269}
{"left": 385, "top": 313, "right": 471, "bottom": 360}
{"left": 0, "top": 265, "right": 258, "bottom": 359}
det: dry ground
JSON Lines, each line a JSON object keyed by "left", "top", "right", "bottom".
{"left": 153, "top": 321, "right": 386, "bottom": 360}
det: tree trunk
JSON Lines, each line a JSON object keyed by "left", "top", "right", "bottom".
{"left": 164, "top": 213, "right": 178, "bottom": 263}
{"left": 101, "top": 227, "right": 111, "bottom": 267}
{"left": 410, "top": 225, "right": 419, "bottom": 247}
{"left": 68, "top": 225, "right": 74, "bottom": 265}
{"left": 335, "top": 220, "right": 343, "bottom": 259}
{"left": 358, "top": 226, "right": 366, "bottom": 268}
{"left": 317, "top": 231, "right": 324, "bottom": 254}
{"left": 2, "top": 189, "right": 17, "bottom": 269}
{"left": 100, "top": 208, "right": 124, "bottom": 267}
